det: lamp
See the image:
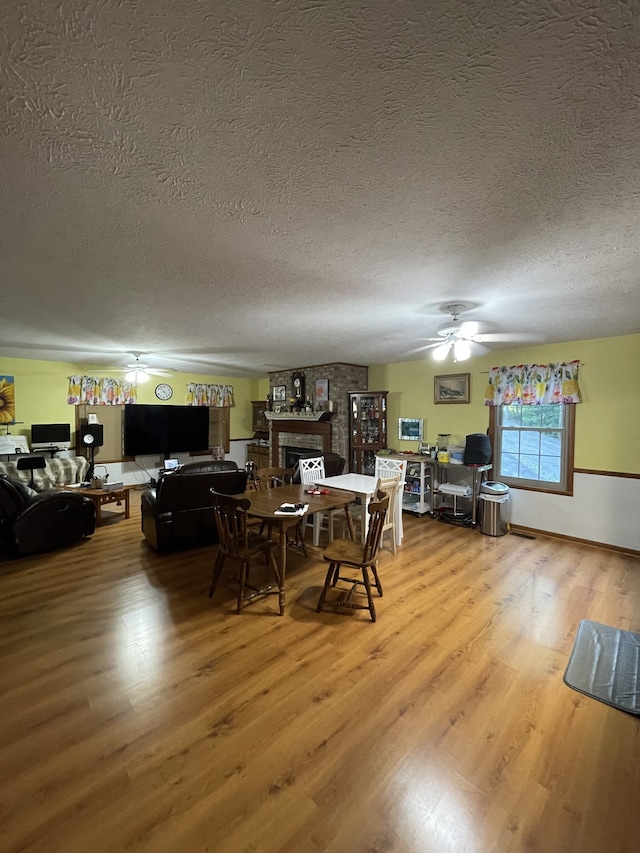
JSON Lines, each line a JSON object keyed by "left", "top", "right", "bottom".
{"left": 17, "top": 455, "right": 46, "bottom": 489}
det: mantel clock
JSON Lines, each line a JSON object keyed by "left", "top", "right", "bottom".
{"left": 291, "top": 371, "right": 306, "bottom": 402}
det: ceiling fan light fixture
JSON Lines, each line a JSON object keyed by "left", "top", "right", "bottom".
{"left": 453, "top": 339, "right": 471, "bottom": 361}
{"left": 433, "top": 341, "right": 451, "bottom": 361}
{"left": 125, "top": 369, "right": 150, "bottom": 383}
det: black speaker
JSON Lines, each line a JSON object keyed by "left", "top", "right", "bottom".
{"left": 80, "top": 423, "right": 104, "bottom": 447}
{"left": 464, "top": 433, "right": 492, "bottom": 465}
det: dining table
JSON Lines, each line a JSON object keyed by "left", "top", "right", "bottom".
{"left": 314, "top": 472, "right": 381, "bottom": 543}
{"left": 241, "top": 483, "right": 356, "bottom": 615}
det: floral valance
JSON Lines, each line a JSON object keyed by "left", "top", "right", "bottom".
{"left": 484, "top": 360, "right": 582, "bottom": 406}
{"left": 186, "top": 383, "right": 235, "bottom": 407}
{"left": 67, "top": 375, "right": 137, "bottom": 405}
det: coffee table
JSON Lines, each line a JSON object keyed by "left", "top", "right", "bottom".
{"left": 82, "top": 485, "right": 131, "bottom": 524}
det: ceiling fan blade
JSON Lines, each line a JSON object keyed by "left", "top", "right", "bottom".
{"left": 405, "top": 341, "right": 445, "bottom": 355}
{"left": 458, "top": 321, "right": 480, "bottom": 337}
{"left": 475, "top": 332, "right": 539, "bottom": 343}
{"left": 146, "top": 369, "right": 173, "bottom": 377}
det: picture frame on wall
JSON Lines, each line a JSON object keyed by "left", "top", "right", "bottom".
{"left": 272, "top": 385, "right": 287, "bottom": 402}
{"left": 315, "top": 379, "right": 329, "bottom": 403}
{"left": 398, "top": 418, "right": 424, "bottom": 440}
{"left": 434, "top": 373, "right": 470, "bottom": 404}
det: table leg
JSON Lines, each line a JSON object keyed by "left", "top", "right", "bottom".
{"left": 95, "top": 497, "right": 102, "bottom": 525}
{"left": 278, "top": 524, "right": 287, "bottom": 616}
{"left": 124, "top": 489, "right": 130, "bottom": 519}
{"left": 344, "top": 503, "right": 356, "bottom": 541}
{"left": 471, "top": 470, "right": 482, "bottom": 526}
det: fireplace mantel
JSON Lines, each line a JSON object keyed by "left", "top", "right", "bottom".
{"left": 269, "top": 418, "right": 333, "bottom": 466}
{"left": 265, "top": 411, "right": 332, "bottom": 422}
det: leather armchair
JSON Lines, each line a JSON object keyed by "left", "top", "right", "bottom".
{"left": 0, "top": 474, "right": 96, "bottom": 557}
{"left": 141, "top": 460, "right": 249, "bottom": 552}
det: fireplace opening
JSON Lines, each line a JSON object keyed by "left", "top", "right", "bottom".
{"left": 283, "top": 446, "right": 320, "bottom": 469}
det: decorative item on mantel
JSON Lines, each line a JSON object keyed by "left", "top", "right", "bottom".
{"left": 264, "top": 410, "right": 332, "bottom": 422}
{"left": 315, "top": 378, "right": 329, "bottom": 404}
{"left": 291, "top": 371, "right": 306, "bottom": 403}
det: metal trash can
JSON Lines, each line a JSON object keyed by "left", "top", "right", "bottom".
{"left": 479, "top": 482, "right": 510, "bottom": 536}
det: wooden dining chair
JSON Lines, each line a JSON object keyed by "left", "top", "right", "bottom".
{"left": 255, "top": 467, "right": 295, "bottom": 489}
{"left": 254, "top": 467, "right": 307, "bottom": 556}
{"left": 374, "top": 473, "right": 402, "bottom": 554}
{"left": 209, "top": 490, "right": 281, "bottom": 613}
{"left": 316, "top": 492, "right": 389, "bottom": 623}
{"left": 374, "top": 456, "right": 407, "bottom": 547}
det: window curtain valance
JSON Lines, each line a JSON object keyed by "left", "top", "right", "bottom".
{"left": 186, "top": 383, "right": 235, "bottom": 407}
{"left": 484, "top": 360, "right": 581, "bottom": 406}
{"left": 67, "top": 376, "right": 137, "bottom": 405}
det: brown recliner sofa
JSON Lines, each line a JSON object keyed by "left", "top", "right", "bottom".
{"left": 141, "top": 460, "right": 248, "bottom": 552}
{"left": 0, "top": 474, "right": 96, "bottom": 557}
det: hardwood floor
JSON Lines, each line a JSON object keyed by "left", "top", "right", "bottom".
{"left": 1, "top": 494, "right": 639, "bottom": 853}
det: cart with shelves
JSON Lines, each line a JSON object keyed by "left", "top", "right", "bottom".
{"left": 404, "top": 455, "right": 436, "bottom": 516}
{"left": 386, "top": 453, "right": 436, "bottom": 516}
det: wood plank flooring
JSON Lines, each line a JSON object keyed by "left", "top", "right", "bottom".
{"left": 1, "top": 493, "right": 639, "bottom": 853}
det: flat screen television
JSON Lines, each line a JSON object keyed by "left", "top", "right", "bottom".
{"left": 31, "top": 423, "right": 72, "bottom": 449}
{"left": 123, "top": 405, "right": 210, "bottom": 458}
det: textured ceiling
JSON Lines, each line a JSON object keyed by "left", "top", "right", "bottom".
{"left": 1, "top": 0, "right": 639, "bottom": 378}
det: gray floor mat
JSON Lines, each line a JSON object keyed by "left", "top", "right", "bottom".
{"left": 563, "top": 619, "right": 640, "bottom": 715}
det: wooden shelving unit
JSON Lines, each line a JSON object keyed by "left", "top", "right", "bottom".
{"left": 348, "top": 391, "right": 387, "bottom": 475}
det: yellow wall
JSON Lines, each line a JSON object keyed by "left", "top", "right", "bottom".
{"left": 3, "top": 333, "right": 639, "bottom": 473}
{"left": 0, "top": 357, "right": 263, "bottom": 442}
{"left": 369, "top": 334, "right": 640, "bottom": 475}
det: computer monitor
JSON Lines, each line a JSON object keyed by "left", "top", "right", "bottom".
{"left": 30, "top": 423, "right": 71, "bottom": 449}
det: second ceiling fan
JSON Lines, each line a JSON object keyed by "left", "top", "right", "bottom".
{"left": 119, "top": 353, "right": 173, "bottom": 382}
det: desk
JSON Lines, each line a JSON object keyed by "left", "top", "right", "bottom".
{"left": 243, "top": 483, "right": 356, "bottom": 615}
{"left": 315, "top": 473, "right": 379, "bottom": 543}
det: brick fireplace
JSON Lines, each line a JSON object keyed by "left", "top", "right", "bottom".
{"left": 267, "top": 362, "right": 368, "bottom": 467}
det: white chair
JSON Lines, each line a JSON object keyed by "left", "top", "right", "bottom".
{"left": 375, "top": 473, "right": 402, "bottom": 554}
{"left": 298, "top": 456, "right": 325, "bottom": 484}
{"left": 374, "top": 456, "right": 407, "bottom": 546}
{"left": 298, "top": 456, "right": 347, "bottom": 546}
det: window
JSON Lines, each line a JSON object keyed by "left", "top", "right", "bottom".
{"left": 489, "top": 404, "right": 575, "bottom": 494}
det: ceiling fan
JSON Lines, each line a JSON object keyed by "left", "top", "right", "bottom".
{"left": 119, "top": 353, "right": 173, "bottom": 383}
{"left": 416, "top": 304, "right": 486, "bottom": 362}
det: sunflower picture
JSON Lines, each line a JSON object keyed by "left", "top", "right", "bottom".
{"left": 0, "top": 376, "right": 16, "bottom": 424}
